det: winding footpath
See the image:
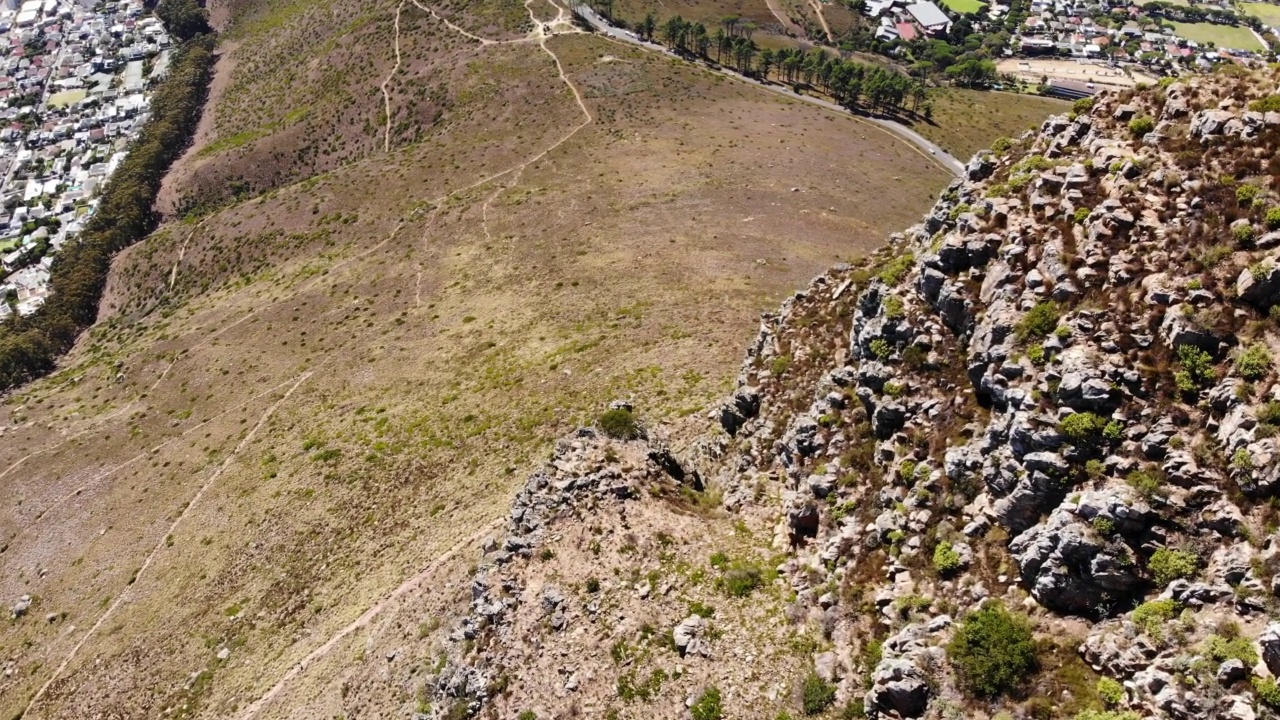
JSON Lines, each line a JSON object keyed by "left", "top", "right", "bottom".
{"left": 576, "top": 5, "right": 965, "bottom": 176}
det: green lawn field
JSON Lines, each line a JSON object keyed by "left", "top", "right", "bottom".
{"left": 1169, "top": 20, "right": 1265, "bottom": 50}
{"left": 939, "top": 0, "right": 986, "bottom": 13}
{"left": 1240, "top": 2, "right": 1280, "bottom": 27}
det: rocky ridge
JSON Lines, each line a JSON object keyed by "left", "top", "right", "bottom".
{"left": 423, "top": 69, "right": 1280, "bottom": 720}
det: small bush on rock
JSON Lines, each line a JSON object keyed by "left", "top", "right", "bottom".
{"left": 1204, "top": 634, "right": 1258, "bottom": 665}
{"left": 1097, "top": 677, "right": 1125, "bottom": 706}
{"left": 1128, "top": 116, "right": 1155, "bottom": 137}
{"left": 1267, "top": 206, "right": 1280, "bottom": 230}
{"left": 933, "top": 541, "right": 963, "bottom": 575}
{"left": 947, "top": 602, "right": 1038, "bottom": 697}
{"left": 1132, "top": 599, "right": 1179, "bottom": 638}
{"left": 878, "top": 253, "right": 915, "bottom": 286}
{"left": 1148, "top": 548, "right": 1198, "bottom": 586}
{"left": 1237, "top": 183, "right": 1262, "bottom": 206}
{"left": 1017, "top": 301, "right": 1059, "bottom": 342}
{"left": 1060, "top": 412, "right": 1109, "bottom": 444}
{"left": 800, "top": 671, "right": 836, "bottom": 715}
{"left": 599, "top": 408, "right": 641, "bottom": 440}
{"left": 1075, "top": 711, "right": 1141, "bottom": 720}
{"left": 1253, "top": 676, "right": 1280, "bottom": 710}
{"left": 1236, "top": 344, "right": 1273, "bottom": 380}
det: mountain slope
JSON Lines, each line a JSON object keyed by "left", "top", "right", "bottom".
{"left": 400, "top": 67, "right": 1280, "bottom": 720}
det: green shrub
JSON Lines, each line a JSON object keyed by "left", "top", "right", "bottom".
{"left": 586, "top": 577, "right": 601, "bottom": 593}
{"left": 933, "top": 541, "right": 963, "bottom": 575}
{"left": 518, "top": 712, "right": 537, "bottom": 720}
{"left": 1237, "top": 183, "right": 1262, "bottom": 206}
{"left": 1176, "top": 344, "right": 1215, "bottom": 392}
{"left": 1012, "top": 155, "right": 1053, "bottom": 174}
{"left": 1267, "top": 206, "right": 1280, "bottom": 230}
{"left": 801, "top": 671, "right": 836, "bottom": 715}
{"left": 691, "top": 687, "right": 724, "bottom": 720}
{"left": 1132, "top": 599, "right": 1179, "bottom": 638}
{"left": 1199, "top": 244, "right": 1232, "bottom": 268}
{"left": 1249, "top": 95, "right": 1280, "bottom": 112}
{"left": 991, "top": 137, "right": 1013, "bottom": 155}
{"left": 1017, "top": 301, "right": 1060, "bottom": 342}
{"left": 1254, "top": 676, "right": 1280, "bottom": 710}
{"left": 1236, "top": 344, "right": 1273, "bottom": 380}
{"left": 1027, "top": 344, "right": 1046, "bottom": 365}
{"left": 1060, "top": 412, "right": 1110, "bottom": 444}
{"left": 1232, "top": 447, "right": 1254, "bottom": 471}
{"left": 1259, "top": 401, "right": 1280, "bottom": 425}
{"left": 599, "top": 408, "right": 642, "bottom": 440}
{"left": 1073, "top": 97, "right": 1095, "bottom": 115}
{"left": 771, "top": 355, "right": 792, "bottom": 375}
{"left": 1073, "top": 206, "right": 1090, "bottom": 224}
{"left": 1204, "top": 634, "right": 1259, "bottom": 665}
{"left": 1186, "top": 277, "right": 1203, "bottom": 290}
{"left": 883, "top": 295, "right": 905, "bottom": 319}
{"left": 1091, "top": 517, "right": 1115, "bottom": 535}
{"left": 883, "top": 381, "right": 906, "bottom": 398}
{"left": 947, "top": 602, "right": 1038, "bottom": 698}
{"left": 870, "top": 338, "right": 892, "bottom": 361}
{"left": 1074, "top": 712, "right": 1142, "bottom": 720}
{"left": 878, "top": 253, "right": 915, "bottom": 286}
{"left": 717, "top": 560, "right": 765, "bottom": 598}
{"left": 1102, "top": 420, "right": 1124, "bottom": 441}
{"left": 1128, "top": 116, "right": 1155, "bottom": 137}
{"left": 1126, "top": 467, "right": 1163, "bottom": 499}
{"left": 1148, "top": 547, "right": 1198, "bottom": 586}
{"left": 1235, "top": 224, "right": 1256, "bottom": 246}
{"left": 1097, "top": 677, "right": 1125, "bottom": 706}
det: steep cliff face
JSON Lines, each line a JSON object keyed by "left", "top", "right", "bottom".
{"left": 424, "top": 68, "right": 1280, "bottom": 720}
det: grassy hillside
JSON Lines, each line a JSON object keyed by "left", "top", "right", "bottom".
{"left": 0, "top": 1, "right": 968, "bottom": 716}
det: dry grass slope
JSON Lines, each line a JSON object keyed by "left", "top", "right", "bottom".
{"left": 0, "top": 2, "right": 968, "bottom": 717}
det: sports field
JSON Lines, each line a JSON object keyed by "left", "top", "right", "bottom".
{"left": 1240, "top": 2, "right": 1280, "bottom": 27}
{"left": 1169, "top": 20, "right": 1265, "bottom": 51}
{"left": 939, "top": 0, "right": 985, "bottom": 13}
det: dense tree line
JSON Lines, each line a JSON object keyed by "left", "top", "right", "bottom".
{"left": 645, "top": 16, "right": 929, "bottom": 115}
{"left": 0, "top": 31, "right": 215, "bottom": 391}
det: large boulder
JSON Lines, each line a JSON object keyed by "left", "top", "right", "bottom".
{"left": 866, "top": 658, "right": 930, "bottom": 719}
{"left": 1237, "top": 260, "right": 1280, "bottom": 308}
{"left": 1009, "top": 506, "right": 1144, "bottom": 615}
{"left": 1262, "top": 622, "right": 1280, "bottom": 677}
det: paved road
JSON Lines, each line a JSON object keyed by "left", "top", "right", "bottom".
{"left": 576, "top": 6, "right": 965, "bottom": 177}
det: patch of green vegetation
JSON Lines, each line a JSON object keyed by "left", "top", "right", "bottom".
{"left": 801, "top": 671, "right": 836, "bottom": 715}
{"left": 1059, "top": 412, "right": 1116, "bottom": 445}
{"left": 1074, "top": 711, "right": 1141, "bottom": 720}
{"left": 933, "top": 541, "right": 963, "bottom": 575}
{"left": 1128, "top": 116, "right": 1154, "bottom": 138}
{"left": 599, "top": 408, "right": 642, "bottom": 440}
{"left": 947, "top": 602, "right": 1038, "bottom": 697}
{"left": 691, "top": 687, "right": 723, "bottom": 720}
{"left": 1236, "top": 183, "right": 1262, "bottom": 206}
{"left": 1096, "top": 677, "right": 1124, "bottom": 706}
{"left": 870, "top": 338, "right": 892, "bottom": 361}
{"left": 1132, "top": 599, "right": 1179, "bottom": 639}
{"left": 883, "top": 295, "right": 905, "bottom": 319}
{"left": 1203, "top": 633, "right": 1258, "bottom": 665}
{"left": 1174, "top": 344, "right": 1215, "bottom": 394}
{"left": 1253, "top": 676, "right": 1280, "bottom": 710}
{"left": 1236, "top": 343, "right": 1273, "bottom": 380}
{"left": 878, "top": 253, "right": 915, "bottom": 286}
{"left": 1017, "top": 301, "right": 1059, "bottom": 343}
{"left": 1148, "top": 547, "right": 1198, "bottom": 586}
{"left": 617, "top": 667, "right": 668, "bottom": 702}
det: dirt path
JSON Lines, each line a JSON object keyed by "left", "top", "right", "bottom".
{"left": 235, "top": 517, "right": 504, "bottom": 720}
{"left": 809, "top": 0, "right": 833, "bottom": 42}
{"left": 232, "top": 8, "right": 597, "bottom": 716}
{"left": 22, "top": 371, "right": 313, "bottom": 717}
{"left": 380, "top": 0, "right": 406, "bottom": 153}
{"left": 408, "top": 0, "right": 497, "bottom": 45}
{"left": 764, "top": 0, "right": 804, "bottom": 36}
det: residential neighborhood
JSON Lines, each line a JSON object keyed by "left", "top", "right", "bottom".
{"left": 0, "top": 0, "right": 168, "bottom": 318}
{"left": 861, "top": 0, "right": 1277, "bottom": 95}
